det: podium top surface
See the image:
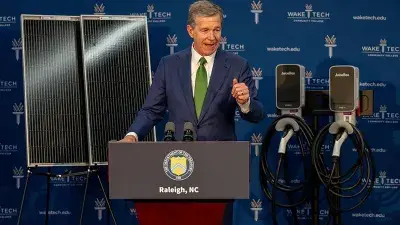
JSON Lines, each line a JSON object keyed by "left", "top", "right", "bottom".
{"left": 107, "top": 141, "right": 250, "bottom": 200}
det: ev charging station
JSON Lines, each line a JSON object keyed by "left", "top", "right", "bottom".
{"left": 260, "top": 64, "right": 316, "bottom": 225}
{"left": 311, "top": 66, "right": 375, "bottom": 225}
{"left": 275, "top": 64, "right": 305, "bottom": 117}
{"left": 329, "top": 65, "right": 360, "bottom": 125}
{"left": 260, "top": 64, "right": 375, "bottom": 225}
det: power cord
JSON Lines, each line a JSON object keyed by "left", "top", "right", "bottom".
{"left": 260, "top": 114, "right": 315, "bottom": 225}
{"left": 311, "top": 121, "right": 375, "bottom": 224}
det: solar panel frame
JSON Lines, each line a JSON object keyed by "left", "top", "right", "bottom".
{"left": 21, "top": 14, "right": 89, "bottom": 167}
{"left": 79, "top": 15, "right": 156, "bottom": 166}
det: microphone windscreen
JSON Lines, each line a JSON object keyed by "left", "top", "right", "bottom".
{"left": 164, "top": 121, "right": 175, "bottom": 132}
{"left": 184, "top": 121, "right": 194, "bottom": 131}
{"left": 184, "top": 122, "right": 196, "bottom": 140}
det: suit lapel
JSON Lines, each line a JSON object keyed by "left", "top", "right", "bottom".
{"left": 198, "top": 49, "right": 229, "bottom": 123}
{"left": 178, "top": 48, "right": 197, "bottom": 123}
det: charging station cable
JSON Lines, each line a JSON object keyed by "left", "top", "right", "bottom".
{"left": 311, "top": 120, "right": 375, "bottom": 224}
{"left": 260, "top": 114, "right": 315, "bottom": 225}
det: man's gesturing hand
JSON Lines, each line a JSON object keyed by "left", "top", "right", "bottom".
{"left": 231, "top": 78, "right": 250, "bottom": 104}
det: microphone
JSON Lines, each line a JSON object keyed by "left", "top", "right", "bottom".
{"left": 163, "top": 122, "right": 175, "bottom": 141}
{"left": 183, "top": 122, "right": 196, "bottom": 141}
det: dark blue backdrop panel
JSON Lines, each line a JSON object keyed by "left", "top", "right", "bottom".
{"left": 0, "top": 0, "right": 399, "bottom": 225}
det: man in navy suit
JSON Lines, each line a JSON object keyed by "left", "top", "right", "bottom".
{"left": 121, "top": 2, "right": 264, "bottom": 143}
{"left": 120, "top": 1, "right": 265, "bottom": 224}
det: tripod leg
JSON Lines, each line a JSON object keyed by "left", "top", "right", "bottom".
{"left": 79, "top": 169, "right": 91, "bottom": 225}
{"left": 96, "top": 174, "right": 117, "bottom": 225}
{"left": 45, "top": 168, "right": 51, "bottom": 225}
{"left": 16, "top": 168, "right": 32, "bottom": 225}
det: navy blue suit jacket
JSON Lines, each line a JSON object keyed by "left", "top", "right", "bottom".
{"left": 128, "top": 47, "right": 265, "bottom": 141}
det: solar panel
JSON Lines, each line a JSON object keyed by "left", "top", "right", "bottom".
{"left": 21, "top": 15, "right": 89, "bottom": 167}
{"left": 80, "top": 15, "right": 155, "bottom": 166}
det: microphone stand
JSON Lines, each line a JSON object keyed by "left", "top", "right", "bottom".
{"left": 183, "top": 121, "right": 196, "bottom": 141}
{"left": 163, "top": 122, "right": 176, "bottom": 141}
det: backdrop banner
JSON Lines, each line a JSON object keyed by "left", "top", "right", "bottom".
{"left": 0, "top": 0, "right": 399, "bottom": 225}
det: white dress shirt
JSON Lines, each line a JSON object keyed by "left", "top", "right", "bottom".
{"left": 190, "top": 45, "right": 250, "bottom": 112}
{"left": 126, "top": 45, "right": 250, "bottom": 140}
{"left": 190, "top": 45, "right": 216, "bottom": 96}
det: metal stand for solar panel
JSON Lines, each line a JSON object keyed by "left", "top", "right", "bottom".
{"left": 74, "top": 14, "right": 156, "bottom": 225}
{"left": 17, "top": 166, "right": 56, "bottom": 225}
{"left": 55, "top": 164, "right": 117, "bottom": 225}
{"left": 18, "top": 13, "right": 155, "bottom": 225}
{"left": 16, "top": 164, "right": 115, "bottom": 225}
{"left": 17, "top": 14, "right": 91, "bottom": 225}
{"left": 16, "top": 165, "right": 117, "bottom": 225}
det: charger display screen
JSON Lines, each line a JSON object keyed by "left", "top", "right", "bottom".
{"left": 329, "top": 67, "right": 355, "bottom": 111}
{"left": 276, "top": 65, "right": 301, "bottom": 109}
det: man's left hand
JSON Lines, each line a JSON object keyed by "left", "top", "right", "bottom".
{"left": 231, "top": 78, "right": 249, "bottom": 104}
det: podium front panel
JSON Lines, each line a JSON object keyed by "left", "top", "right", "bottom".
{"left": 108, "top": 141, "right": 250, "bottom": 200}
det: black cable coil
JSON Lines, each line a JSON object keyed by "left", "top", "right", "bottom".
{"left": 311, "top": 121, "right": 376, "bottom": 224}
{"left": 259, "top": 114, "right": 315, "bottom": 225}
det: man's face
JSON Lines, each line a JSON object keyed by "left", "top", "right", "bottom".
{"left": 187, "top": 14, "right": 222, "bottom": 56}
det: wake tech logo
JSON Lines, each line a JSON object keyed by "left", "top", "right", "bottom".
{"left": 0, "top": 143, "right": 18, "bottom": 156}
{"left": 286, "top": 202, "right": 329, "bottom": 220}
{"left": 0, "top": 205, "right": 18, "bottom": 219}
{"left": 219, "top": 37, "right": 245, "bottom": 55}
{"left": 94, "top": 198, "right": 106, "bottom": 220}
{"left": 305, "top": 70, "right": 329, "bottom": 90}
{"left": 0, "top": 16, "right": 16, "bottom": 27}
{"left": 11, "top": 38, "right": 22, "bottom": 61}
{"left": 129, "top": 208, "right": 138, "bottom": 218}
{"left": 166, "top": 34, "right": 178, "bottom": 55}
{"left": 12, "top": 103, "right": 24, "bottom": 125}
{"left": 0, "top": 80, "right": 18, "bottom": 92}
{"left": 287, "top": 4, "right": 331, "bottom": 23}
{"left": 12, "top": 167, "right": 24, "bottom": 189}
{"left": 324, "top": 35, "right": 336, "bottom": 58}
{"left": 363, "top": 171, "right": 400, "bottom": 189}
{"left": 361, "top": 105, "right": 400, "bottom": 124}
{"left": 250, "top": 1, "right": 263, "bottom": 24}
{"left": 251, "top": 68, "right": 263, "bottom": 90}
{"left": 146, "top": 4, "right": 172, "bottom": 22}
{"left": 361, "top": 39, "right": 399, "bottom": 58}
{"left": 250, "top": 199, "right": 262, "bottom": 221}
{"left": 94, "top": 3, "right": 105, "bottom": 15}
{"left": 250, "top": 133, "right": 262, "bottom": 156}
{"left": 130, "top": 4, "right": 172, "bottom": 23}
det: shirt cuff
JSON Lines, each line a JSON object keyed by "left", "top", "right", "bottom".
{"left": 126, "top": 132, "right": 138, "bottom": 140}
{"left": 237, "top": 98, "right": 250, "bottom": 114}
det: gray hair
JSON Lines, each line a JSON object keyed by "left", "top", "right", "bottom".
{"left": 187, "top": 0, "right": 224, "bottom": 27}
